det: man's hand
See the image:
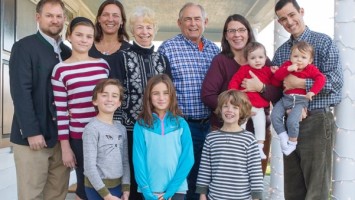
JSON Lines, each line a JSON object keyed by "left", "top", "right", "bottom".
{"left": 305, "top": 92, "right": 315, "bottom": 100}
{"left": 287, "top": 107, "right": 307, "bottom": 121}
{"left": 28, "top": 135, "right": 47, "bottom": 150}
{"left": 283, "top": 74, "right": 306, "bottom": 91}
{"left": 241, "top": 71, "right": 263, "bottom": 92}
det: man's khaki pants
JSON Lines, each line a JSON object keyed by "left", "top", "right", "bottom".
{"left": 13, "top": 142, "right": 70, "bottom": 200}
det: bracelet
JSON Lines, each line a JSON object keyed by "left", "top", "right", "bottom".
{"left": 259, "top": 84, "right": 266, "bottom": 93}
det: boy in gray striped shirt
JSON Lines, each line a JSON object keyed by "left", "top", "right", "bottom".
{"left": 196, "top": 90, "right": 263, "bottom": 200}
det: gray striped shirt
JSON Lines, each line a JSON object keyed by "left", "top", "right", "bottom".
{"left": 196, "top": 130, "right": 263, "bottom": 200}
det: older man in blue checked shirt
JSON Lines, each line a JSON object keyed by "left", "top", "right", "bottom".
{"left": 158, "top": 2, "right": 220, "bottom": 200}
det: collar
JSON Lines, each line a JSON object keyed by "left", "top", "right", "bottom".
{"left": 38, "top": 29, "right": 62, "bottom": 48}
{"left": 131, "top": 41, "right": 154, "bottom": 55}
{"left": 288, "top": 26, "right": 311, "bottom": 45}
{"left": 178, "top": 34, "right": 207, "bottom": 48}
{"left": 133, "top": 39, "right": 154, "bottom": 49}
{"left": 38, "top": 29, "right": 63, "bottom": 61}
{"left": 152, "top": 111, "right": 171, "bottom": 120}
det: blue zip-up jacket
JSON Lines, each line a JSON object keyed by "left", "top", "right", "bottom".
{"left": 133, "top": 112, "right": 194, "bottom": 200}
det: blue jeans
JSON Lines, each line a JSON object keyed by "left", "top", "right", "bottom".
{"left": 185, "top": 120, "right": 210, "bottom": 200}
{"left": 85, "top": 185, "right": 122, "bottom": 200}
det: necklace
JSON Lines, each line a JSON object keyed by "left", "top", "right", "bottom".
{"left": 100, "top": 42, "right": 118, "bottom": 55}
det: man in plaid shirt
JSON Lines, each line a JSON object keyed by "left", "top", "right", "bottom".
{"left": 272, "top": 0, "right": 343, "bottom": 199}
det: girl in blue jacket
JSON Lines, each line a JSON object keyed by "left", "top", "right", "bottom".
{"left": 133, "top": 74, "right": 194, "bottom": 200}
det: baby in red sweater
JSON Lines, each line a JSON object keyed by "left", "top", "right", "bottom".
{"left": 228, "top": 42, "right": 276, "bottom": 159}
{"left": 271, "top": 41, "right": 326, "bottom": 155}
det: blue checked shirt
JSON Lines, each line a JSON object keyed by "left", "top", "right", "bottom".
{"left": 158, "top": 34, "right": 220, "bottom": 119}
{"left": 272, "top": 27, "right": 343, "bottom": 110}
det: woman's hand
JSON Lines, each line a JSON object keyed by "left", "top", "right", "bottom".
{"left": 270, "top": 65, "right": 279, "bottom": 73}
{"left": 241, "top": 71, "right": 263, "bottom": 92}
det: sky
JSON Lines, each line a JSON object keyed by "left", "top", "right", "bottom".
{"left": 258, "top": 0, "right": 335, "bottom": 59}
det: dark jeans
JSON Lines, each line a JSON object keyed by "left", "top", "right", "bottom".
{"left": 70, "top": 139, "right": 87, "bottom": 199}
{"left": 170, "top": 193, "right": 185, "bottom": 200}
{"left": 85, "top": 185, "right": 122, "bottom": 200}
{"left": 186, "top": 121, "right": 210, "bottom": 200}
{"left": 283, "top": 110, "right": 335, "bottom": 200}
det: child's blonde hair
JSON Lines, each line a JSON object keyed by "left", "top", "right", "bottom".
{"left": 215, "top": 89, "right": 252, "bottom": 125}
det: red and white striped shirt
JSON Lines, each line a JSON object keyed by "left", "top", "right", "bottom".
{"left": 51, "top": 58, "right": 109, "bottom": 140}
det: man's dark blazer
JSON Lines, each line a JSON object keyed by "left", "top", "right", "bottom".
{"left": 9, "top": 31, "right": 71, "bottom": 148}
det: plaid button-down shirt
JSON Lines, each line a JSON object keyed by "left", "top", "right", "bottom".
{"left": 272, "top": 26, "right": 343, "bottom": 110}
{"left": 158, "top": 34, "right": 220, "bottom": 119}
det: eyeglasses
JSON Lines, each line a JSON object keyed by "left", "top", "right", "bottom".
{"left": 226, "top": 28, "right": 247, "bottom": 34}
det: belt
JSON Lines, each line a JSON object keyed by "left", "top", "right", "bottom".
{"left": 185, "top": 117, "right": 209, "bottom": 124}
{"left": 307, "top": 107, "right": 331, "bottom": 116}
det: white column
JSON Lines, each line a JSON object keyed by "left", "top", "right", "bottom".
{"left": 273, "top": 20, "right": 289, "bottom": 50}
{"left": 267, "top": 7, "right": 289, "bottom": 199}
{"left": 252, "top": 23, "right": 261, "bottom": 40}
{"left": 332, "top": 0, "right": 355, "bottom": 199}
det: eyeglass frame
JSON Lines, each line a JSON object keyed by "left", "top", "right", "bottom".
{"left": 225, "top": 28, "right": 248, "bottom": 34}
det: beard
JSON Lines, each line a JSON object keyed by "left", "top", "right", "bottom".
{"left": 40, "top": 25, "right": 63, "bottom": 39}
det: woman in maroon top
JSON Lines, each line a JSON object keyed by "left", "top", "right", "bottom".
{"left": 201, "top": 14, "right": 281, "bottom": 173}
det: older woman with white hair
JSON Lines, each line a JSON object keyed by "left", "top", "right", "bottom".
{"left": 113, "top": 6, "right": 172, "bottom": 200}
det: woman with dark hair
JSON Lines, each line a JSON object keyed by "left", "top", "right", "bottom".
{"left": 201, "top": 14, "right": 281, "bottom": 174}
{"left": 89, "top": 0, "right": 131, "bottom": 82}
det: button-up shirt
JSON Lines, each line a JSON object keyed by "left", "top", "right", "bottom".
{"left": 272, "top": 26, "right": 343, "bottom": 110}
{"left": 38, "top": 29, "right": 63, "bottom": 61}
{"left": 158, "top": 34, "right": 220, "bottom": 119}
